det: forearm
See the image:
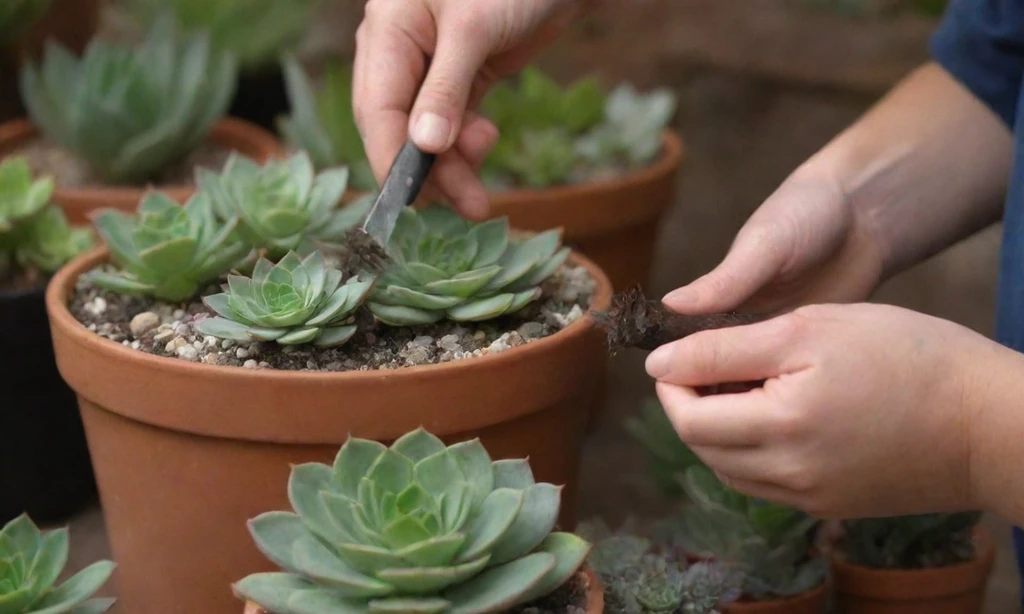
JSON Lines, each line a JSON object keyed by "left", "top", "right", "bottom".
{"left": 799, "top": 62, "right": 1013, "bottom": 280}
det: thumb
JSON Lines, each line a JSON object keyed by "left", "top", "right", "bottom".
{"left": 408, "top": 14, "right": 495, "bottom": 153}
{"left": 664, "top": 226, "right": 789, "bottom": 314}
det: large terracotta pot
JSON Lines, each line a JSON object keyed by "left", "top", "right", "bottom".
{"left": 46, "top": 248, "right": 611, "bottom": 614}
{"left": 830, "top": 528, "right": 995, "bottom": 614}
{"left": 489, "top": 130, "right": 683, "bottom": 292}
{"left": 241, "top": 568, "right": 605, "bottom": 614}
{"left": 0, "top": 118, "right": 284, "bottom": 224}
{"left": 722, "top": 581, "right": 830, "bottom": 614}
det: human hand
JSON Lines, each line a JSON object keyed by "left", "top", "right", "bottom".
{"left": 645, "top": 302, "right": 994, "bottom": 519}
{"left": 353, "top": 0, "right": 587, "bottom": 218}
{"left": 663, "top": 169, "right": 885, "bottom": 317}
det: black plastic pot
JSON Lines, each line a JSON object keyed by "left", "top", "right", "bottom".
{"left": 0, "top": 284, "right": 96, "bottom": 524}
{"left": 229, "top": 65, "right": 290, "bottom": 135}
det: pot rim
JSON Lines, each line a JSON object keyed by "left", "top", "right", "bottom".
{"left": 46, "top": 246, "right": 613, "bottom": 384}
{"left": 722, "top": 578, "right": 829, "bottom": 611}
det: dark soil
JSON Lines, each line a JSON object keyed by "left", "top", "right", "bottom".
{"left": 6, "top": 138, "right": 234, "bottom": 188}
{"left": 69, "top": 264, "right": 596, "bottom": 372}
{"left": 507, "top": 572, "right": 588, "bottom": 614}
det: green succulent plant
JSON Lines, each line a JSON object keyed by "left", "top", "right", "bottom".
{"left": 625, "top": 398, "right": 704, "bottom": 497}
{"left": 668, "top": 466, "right": 826, "bottom": 601}
{"left": 195, "top": 250, "right": 372, "bottom": 348}
{"left": 0, "top": 514, "right": 116, "bottom": 614}
{"left": 199, "top": 151, "right": 371, "bottom": 260}
{"left": 0, "top": 0, "right": 50, "bottom": 44}
{"left": 19, "top": 15, "right": 237, "bottom": 184}
{"left": 127, "top": 0, "right": 320, "bottom": 69}
{"left": 577, "top": 519, "right": 742, "bottom": 614}
{"left": 367, "top": 205, "right": 569, "bottom": 326}
{"left": 576, "top": 84, "right": 676, "bottom": 169}
{"left": 0, "top": 157, "right": 92, "bottom": 280}
{"left": 234, "top": 428, "right": 590, "bottom": 614}
{"left": 88, "top": 191, "right": 250, "bottom": 302}
{"left": 840, "top": 512, "right": 982, "bottom": 569}
{"left": 279, "top": 59, "right": 376, "bottom": 191}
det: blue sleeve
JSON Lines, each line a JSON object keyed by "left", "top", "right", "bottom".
{"left": 930, "top": 0, "right": 1024, "bottom": 127}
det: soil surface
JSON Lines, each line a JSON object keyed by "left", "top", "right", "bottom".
{"left": 6, "top": 138, "right": 233, "bottom": 188}
{"left": 508, "top": 572, "right": 588, "bottom": 614}
{"left": 69, "top": 264, "right": 596, "bottom": 372}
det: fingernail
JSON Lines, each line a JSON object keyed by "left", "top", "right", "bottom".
{"left": 663, "top": 287, "right": 697, "bottom": 306}
{"left": 645, "top": 345, "right": 673, "bottom": 379}
{"left": 411, "top": 113, "right": 451, "bottom": 150}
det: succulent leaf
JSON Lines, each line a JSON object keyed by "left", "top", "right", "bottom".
{"left": 840, "top": 511, "right": 982, "bottom": 569}
{"left": 237, "top": 429, "right": 587, "bottom": 614}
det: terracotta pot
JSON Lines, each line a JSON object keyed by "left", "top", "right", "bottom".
{"left": 722, "top": 581, "right": 830, "bottom": 614}
{"left": 241, "top": 567, "right": 605, "bottom": 614}
{"left": 0, "top": 117, "right": 285, "bottom": 224}
{"left": 488, "top": 130, "right": 683, "bottom": 292}
{"left": 46, "top": 248, "right": 611, "bottom": 614}
{"left": 830, "top": 528, "right": 995, "bottom": 614}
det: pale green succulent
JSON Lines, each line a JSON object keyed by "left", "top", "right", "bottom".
{"left": 199, "top": 151, "right": 371, "bottom": 260}
{"left": 840, "top": 512, "right": 982, "bottom": 570}
{"left": 0, "top": 514, "right": 116, "bottom": 614}
{"left": 128, "top": 0, "right": 320, "bottom": 69}
{"left": 0, "top": 0, "right": 50, "bottom": 44}
{"left": 576, "top": 84, "right": 676, "bottom": 169}
{"left": 0, "top": 157, "right": 92, "bottom": 279}
{"left": 669, "top": 466, "right": 826, "bottom": 601}
{"left": 368, "top": 205, "right": 569, "bottom": 326}
{"left": 19, "top": 15, "right": 237, "bottom": 184}
{"left": 195, "top": 250, "right": 372, "bottom": 348}
{"left": 625, "top": 398, "right": 704, "bottom": 497}
{"left": 88, "top": 191, "right": 250, "bottom": 302}
{"left": 279, "top": 59, "right": 376, "bottom": 191}
{"left": 234, "top": 429, "right": 590, "bottom": 614}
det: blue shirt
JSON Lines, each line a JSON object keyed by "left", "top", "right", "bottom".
{"left": 931, "top": 0, "right": 1024, "bottom": 600}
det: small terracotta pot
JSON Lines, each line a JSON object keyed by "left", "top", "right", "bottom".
{"left": 46, "top": 248, "right": 611, "bottom": 614}
{"left": 830, "top": 528, "right": 995, "bottom": 614}
{"left": 721, "top": 581, "right": 830, "bottom": 614}
{"left": 0, "top": 117, "right": 284, "bottom": 224}
{"left": 488, "top": 130, "right": 683, "bottom": 292}
{"left": 241, "top": 567, "right": 605, "bottom": 614}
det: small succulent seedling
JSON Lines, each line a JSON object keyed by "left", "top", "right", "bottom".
{"left": 0, "top": 0, "right": 50, "bottom": 44}
{"left": 88, "top": 191, "right": 250, "bottom": 302}
{"left": 196, "top": 250, "right": 373, "bottom": 347}
{"left": 234, "top": 428, "right": 590, "bottom": 614}
{"left": 128, "top": 0, "right": 320, "bottom": 69}
{"left": 199, "top": 151, "right": 371, "bottom": 260}
{"left": 0, "top": 157, "right": 92, "bottom": 280}
{"left": 279, "top": 58, "right": 377, "bottom": 191}
{"left": 576, "top": 84, "right": 677, "bottom": 169}
{"left": 0, "top": 514, "right": 116, "bottom": 614}
{"left": 625, "top": 398, "right": 704, "bottom": 497}
{"left": 840, "top": 512, "right": 982, "bottom": 569}
{"left": 19, "top": 15, "right": 237, "bottom": 184}
{"left": 669, "top": 466, "right": 826, "bottom": 600}
{"left": 367, "top": 205, "right": 569, "bottom": 326}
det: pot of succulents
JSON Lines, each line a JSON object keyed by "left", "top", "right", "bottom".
{"left": 43, "top": 152, "right": 611, "bottom": 614}
{"left": 126, "top": 0, "right": 324, "bottom": 133}
{"left": 830, "top": 512, "right": 994, "bottom": 614}
{"left": 0, "top": 514, "right": 116, "bottom": 614}
{"left": 0, "top": 15, "right": 284, "bottom": 226}
{"left": 626, "top": 397, "right": 705, "bottom": 500}
{"left": 663, "top": 466, "right": 830, "bottom": 613}
{"left": 235, "top": 429, "right": 604, "bottom": 614}
{"left": 0, "top": 157, "right": 96, "bottom": 525}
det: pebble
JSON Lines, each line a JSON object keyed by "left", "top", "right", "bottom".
{"left": 473, "top": 330, "right": 486, "bottom": 341}
{"left": 165, "top": 336, "right": 188, "bottom": 353}
{"left": 172, "top": 309, "right": 185, "bottom": 320}
{"left": 129, "top": 312, "right": 160, "bottom": 338}
{"left": 175, "top": 345, "right": 198, "bottom": 361}
{"left": 203, "top": 336, "right": 218, "bottom": 347}
{"left": 517, "top": 321, "right": 545, "bottom": 339}
{"left": 202, "top": 352, "right": 220, "bottom": 365}
{"left": 192, "top": 340, "right": 204, "bottom": 350}
{"left": 410, "top": 335, "right": 433, "bottom": 348}
{"left": 438, "top": 334, "right": 462, "bottom": 352}
{"left": 220, "top": 339, "right": 235, "bottom": 349}
{"left": 84, "top": 297, "right": 107, "bottom": 316}
{"left": 243, "top": 359, "right": 259, "bottom": 369}
{"left": 153, "top": 329, "right": 175, "bottom": 343}
{"left": 404, "top": 346, "right": 431, "bottom": 366}
{"left": 130, "top": 340, "right": 141, "bottom": 350}
{"left": 236, "top": 348, "right": 250, "bottom": 359}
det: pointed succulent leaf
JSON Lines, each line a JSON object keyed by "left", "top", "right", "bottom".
{"left": 376, "top": 555, "right": 490, "bottom": 595}
{"left": 444, "top": 553, "right": 555, "bottom": 614}
{"left": 248, "top": 512, "right": 312, "bottom": 571}
{"left": 233, "top": 573, "right": 316, "bottom": 614}
{"left": 332, "top": 438, "right": 388, "bottom": 498}
{"left": 487, "top": 484, "right": 561, "bottom": 565}
{"left": 518, "top": 533, "right": 591, "bottom": 604}
{"left": 491, "top": 460, "right": 535, "bottom": 489}
{"left": 291, "top": 534, "right": 394, "bottom": 598}
{"left": 455, "top": 489, "right": 524, "bottom": 564}
{"left": 29, "top": 561, "right": 115, "bottom": 614}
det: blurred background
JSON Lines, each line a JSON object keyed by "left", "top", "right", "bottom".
{"left": 7, "top": 0, "right": 1012, "bottom": 610}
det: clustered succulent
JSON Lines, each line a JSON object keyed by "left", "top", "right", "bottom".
{"left": 127, "top": 0, "right": 320, "bottom": 69}
{"left": 279, "top": 59, "right": 376, "bottom": 191}
{"left": 578, "top": 519, "right": 741, "bottom": 614}
{"left": 234, "top": 429, "right": 590, "bottom": 614}
{"left": 625, "top": 398, "right": 704, "bottom": 497}
{"left": 840, "top": 512, "right": 982, "bottom": 569}
{"left": 0, "top": 0, "right": 50, "bottom": 44}
{"left": 19, "top": 15, "right": 237, "bottom": 184}
{"left": 480, "top": 67, "right": 676, "bottom": 189}
{"left": 88, "top": 191, "right": 249, "bottom": 302}
{"left": 368, "top": 205, "right": 569, "bottom": 326}
{"left": 196, "top": 251, "right": 372, "bottom": 347}
{"left": 200, "top": 151, "right": 371, "bottom": 259}
{"left": 0, "top": 514, "right": 115, "bottom": 614}
{"left": 0, "top": 157, "right": 92, "bottom": 282}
